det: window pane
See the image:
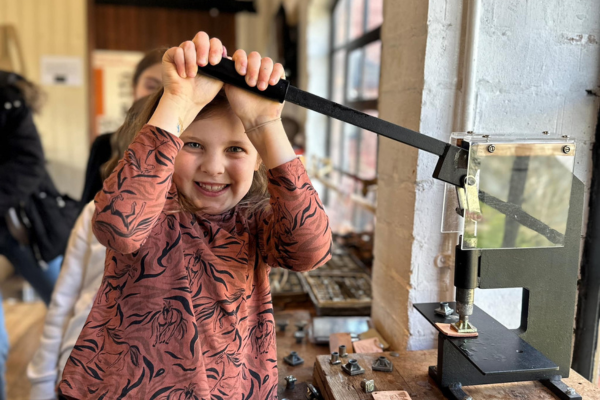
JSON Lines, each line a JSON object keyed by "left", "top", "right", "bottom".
{"left": 334, "top": 0, "right": 349, "bottom": 47}
{"left": 330, "top": 119, "right": 344, "bottom": 168}
{"left": 342, "top": 124, "right": 360, "bottom": 174}
{"left": 332, "top": 50, "right": 346, "bottom": 103}
{"left": 347, "top": 48, "right": 363, "bottom": 101}
{"left": 349, "top": 0, "right": 365, "bottom": 42}
{"left": 362, "top": 40, "right": 381, "bottom": 99}
{"left": 366, "top": 0, "right": 383, "bottom": 32}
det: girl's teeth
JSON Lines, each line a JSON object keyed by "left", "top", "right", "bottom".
{"left": 199, "top": 183, "right": 227, "bottom": 192}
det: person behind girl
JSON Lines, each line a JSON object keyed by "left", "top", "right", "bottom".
{"left": 79, "top": 48, "right": 166, "bottom": 207}
{"left": 27, "top": 97, "right": 151, "bottom": 400}
{"left": 58, "top": 32, "right": 331, "bottom": 399}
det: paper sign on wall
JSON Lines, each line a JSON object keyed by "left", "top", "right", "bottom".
{"left": 41, "top": 56, "right": 83, "bottom": 86}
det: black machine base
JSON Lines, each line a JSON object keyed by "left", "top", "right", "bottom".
{"left": 414, "top": 303, "right": 582, "bottom": 400}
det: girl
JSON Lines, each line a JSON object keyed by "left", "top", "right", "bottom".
{"left": 58, "top": 32, "right": 331, "bottom": 399}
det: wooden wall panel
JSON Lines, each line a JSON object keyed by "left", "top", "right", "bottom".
{"left": 94, "top": 5, "right": 236, "bottom": 52}
{"left": 0, "top": 0, "right": 89, "bottom": 199}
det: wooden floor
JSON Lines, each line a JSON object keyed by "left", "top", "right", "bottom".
{"left": 4, "top": 300, "right": 46, "bottom": 400}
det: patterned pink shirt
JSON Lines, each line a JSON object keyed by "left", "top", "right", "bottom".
{"left": 58, "top": 125, "right": 331, "bottom": 399}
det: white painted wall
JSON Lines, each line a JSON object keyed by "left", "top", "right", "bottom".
{"left": 373, "top": 0, "right": 600, "bottom": 351}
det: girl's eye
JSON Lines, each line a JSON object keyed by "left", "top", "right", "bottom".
{"left": 228, "top": 146, "right": 244, "bottom": 153}
{"left": 185, "top": 142, "right": 202, "bottom": 149}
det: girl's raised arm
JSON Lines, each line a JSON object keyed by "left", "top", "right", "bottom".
{"left": 92, "top": 32, "right": 226, "bottom": 253}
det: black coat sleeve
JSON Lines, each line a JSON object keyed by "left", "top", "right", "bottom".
{"left": 80, "top": 132, "right": 112, "bottom": 207}
{"left": 0, "top": 86, "right": 46, "bottom": 215}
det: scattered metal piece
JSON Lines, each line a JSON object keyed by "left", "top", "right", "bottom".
{"left": 285, "top": 375, "right": 297, "bottom": 390}
{"left": 435, "top": 302, "right": 454, "bottom": 317}
{"left": 277, "top": 320, "right": 289, "bottom": 332}
{"left": 295, "top": 320, "right": 308, "bottom": 331}
{"left": 390, "top": 352, "right": 400, "bottom": 357}
{"left": 294, "top": 330, "right": 305, "bottom": 344}
{"left": 487, "top": 144, "right": 495, "bottom": 153}
{"left": 306, "top": 384, "right": 320, "bottom": 399}
{"left": 284, "top": 351, "right": 304, "bottom": 366}
{"left": 330, "top": 351, "right": 341, "bottom": 365}
{"left": 566, "top": 387, "right": 576, "bottom": 396}
{"left": 341, "top": 359, "right": 365, "bottom": 376}
{"left": 563, "top": 145, "right": 571, "bottom": 154}
{"left": 372, "top": 356, "right": 393, "bottom": 372}
{"left": 361, "top": 379, "right": 375, "bottom": 393}
{"left": 543, "top": 131, "right": 549, "bottom": 135}
{"left": 451, "top": 318, "right": 478, "bottom": 334}
{"left": 562, "top": 135, "right": 570, "bottom": 139}
{"left": 338, "top": 344, "right": 348, "bottom": 358}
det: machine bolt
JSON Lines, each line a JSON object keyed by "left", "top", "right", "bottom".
{"left": 563, "top": 145, "right": 571, "bottom": 154}
{"left": 330, "top": 351, "right": 341, "bottom": 365}
{"left": 338, "top": 345, "right": 348, "bottom": 357}
{"left": 435, "top": 302, "right": 454, "bottom": 317}
{"left": 566, "top": 388, "right": 576, "bottom": 396}
{"left": 487, "top": 144, "right": 495, "bottom": 153}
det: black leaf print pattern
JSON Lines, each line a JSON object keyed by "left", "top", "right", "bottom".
{"left": 59, "top": 126, "right": 331, "bottom": 399}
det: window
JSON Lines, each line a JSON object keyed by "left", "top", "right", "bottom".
{"left": 326, "top": 0, "right": 382, "bottom": 232}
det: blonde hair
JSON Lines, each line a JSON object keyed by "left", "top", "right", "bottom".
{"left": 134, "top": 89, "right": 270, "bottom": 216}
{"left": 101, "top": 96, "right": 154, "bottom": 180}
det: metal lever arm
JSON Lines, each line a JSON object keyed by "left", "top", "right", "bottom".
{"left": 198, "top": 58, "right": 468, "bottom": 187}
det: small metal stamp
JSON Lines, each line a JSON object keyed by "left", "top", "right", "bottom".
{"left": 295, "top": 321, "right": 308, "bottom": 331}
{"left": 294, "top": 330, "right": 305, "bottom": 344}
{"left": 338, "top": 345, "right": 348, "bottom": 357}
{"left": 284, "top": 351, "right": 304, "bottom": 366}
{"left": 435, "top": 302, "right": 454, "bottom": 317}
{"left": 306, "top": 384, "right": 320, "bottom": 399}
{"left": 285, "top": 375, "right": 297, "bottom": 390}
{"left": 330, "top": 351, "right": 341, "bottom": 365}
{"left": 372, "top": 356, "right": 393, "bottom": 372}
{"left": 277, "top": 320, "right": 289, "bottom": 332}
{"left": 341, "top": 359, "right": 365, "bottom": 376}
{"left": 361, "top": 379, "right": 375, "bottom": 393}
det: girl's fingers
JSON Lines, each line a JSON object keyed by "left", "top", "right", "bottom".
{"left": 232, "top": 49, "right": 247, "bottom": 75}
{"left": 208, "top": 38, "right": 223, "bottom": 65}
{"left": 246, "top": 52, "right": 261, "bottom": 87}
{"left": 193, "top": 31, "right": 210, "bottom": 66}
{"left": 172, "top": 47, "right": 186, "bottom": 78}
{"left": 257, "top": 57, "right": 273, "bottom": 91}
{"left": 181, "top": 41, "right": 197, "bottom": 78}
{"left": 269, "top": 63, "right": 285, "bottom": 85}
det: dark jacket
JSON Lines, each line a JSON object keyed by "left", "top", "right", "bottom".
{"left": 0, "top": 71, "right": 77, "bottom": 263}
{"left": 80, "top": 132, "right": 112, "bottom": 207}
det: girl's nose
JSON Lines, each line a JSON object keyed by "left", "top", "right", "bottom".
{"left": 200, "top": 153, "right": 225, "bottom": 176}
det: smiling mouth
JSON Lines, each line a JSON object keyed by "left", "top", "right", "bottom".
{"left": 194, "top": 182, "right": 230, "bottom": 193}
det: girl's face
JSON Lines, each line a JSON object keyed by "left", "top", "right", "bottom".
{"left": 174, "top": 111, "right": 261, "bottom": 215}
{"left": 134, "top": 63, "right": 162, "bottom": 100}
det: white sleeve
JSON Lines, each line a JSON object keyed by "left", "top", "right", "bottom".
{"left": 27, "top": 201, "right": 96, "bottom": 400}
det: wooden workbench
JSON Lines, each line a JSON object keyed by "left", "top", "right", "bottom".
{"left": 313, "top": 351, "right": 600, "bottom": 399}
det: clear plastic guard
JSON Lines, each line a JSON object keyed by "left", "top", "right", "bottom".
{"left": 457, "top": 135, "right": 575, "bottom": 250}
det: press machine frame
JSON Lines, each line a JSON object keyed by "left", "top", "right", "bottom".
{"left": 198, "top": 59, "right": 584, "bottom": 400}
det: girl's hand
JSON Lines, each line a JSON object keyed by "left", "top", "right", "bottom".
{"left": 225, "top": 50, "right": 286, "bottom": 130}
{"left": 150, "top": 32, "right": 226, "bottom": 135}
{"left": 163, "top": 32, "right": 226, "bottom": 108}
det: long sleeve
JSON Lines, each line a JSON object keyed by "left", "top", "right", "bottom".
{"left": 92, "top": 125, "right": 182, "bottom": 254}
{"left": 257, "top": 158, "right": 332, "bottom": 271}
{"left": 27, "top": 202, "right": 98, "bottom": 400}
{"left": 0, "top": 86, "right": 46, "bottom": 215}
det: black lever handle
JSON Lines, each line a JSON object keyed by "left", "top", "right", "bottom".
{"left": 197, "top": 58, "right": 290, "bottom": 103}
